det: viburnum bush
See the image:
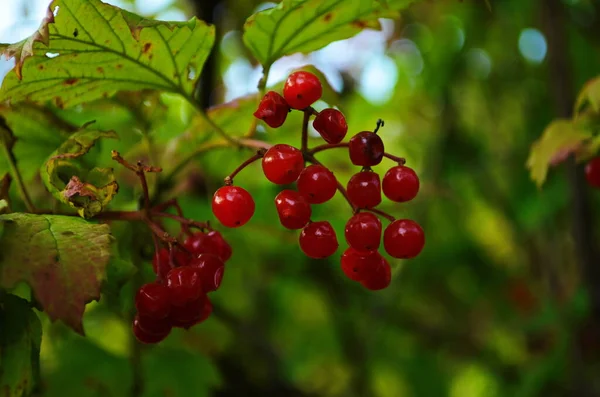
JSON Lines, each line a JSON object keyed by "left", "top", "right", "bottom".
{"left": 0, "top": 0, "right": 425, "bottom": 393}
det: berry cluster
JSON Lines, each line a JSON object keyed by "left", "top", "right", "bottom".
{"left": 132, "top": 230, "right": 231, "bottom": 344}
{"left": 211, "top": 71, "right": 425, "bottom": 291}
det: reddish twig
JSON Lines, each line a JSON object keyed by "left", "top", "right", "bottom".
{"left": 224, "top": 149, "right": 267, "bottom": 185}
{"left": 359, "top": 207, "right": 396, "bottom": 223}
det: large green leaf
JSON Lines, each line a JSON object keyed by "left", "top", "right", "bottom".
{"left": 243, "top": 0, "right": 418, "bottom": 67}
{"left": 526, "top": 119, "right": 592, "bottom": 187}
{"left": 41, "top": 128, "right": 119, "bottom": 218}
{"left": 0, "top": 213, "right": 113, "bottom": 333}
{"left": 0, "top": 294, "right": 42, "bottom": 397}
{"left": 0, "top": 0, "right": 215, "bottom": 108}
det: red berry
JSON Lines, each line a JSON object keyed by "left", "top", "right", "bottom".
{"left": 184, "top": 230, "right": 232, "bottom": 262}
{"left": 360, "top": 257, "right": 391, "bottom": 291}
{"left": 283, "top": 71, "right": 322, "bottom": 109}
{"left": 383, "top": 219, "right": 425, "bottom": 259}
{"left": 299, "top": 221, "right": 339, "bottom": 258}
{"left": 152, "top": 248, "right": 187, "bottom": 279}
{"left": 135, "top": 282, "right": 171, "bottom": 320}
{"left": 347, "top": 171, "right": 381, "bottom": 209}
{"left": 212, "top": 185, "right": 255, "bottom": 228}
{"left": 344, "top": 212, "right": 382, "bottom": 252}
{"left": 133, "top": 316, "right": 170, "bottom": 344}
{"left": 170, "top": 295, "right": 212, "bottom": 329}
{"left": 253, "top": 91, "right": 290, "bottom": 128}
{"left": 585, "top": 157, "right": 600, "bottom": 189}
{"left": 189, "top": 254, "right": 225, "bottom": 293}
{"left": 382, "top": 165, "right": 419, "bottom": 202}
{"left": 312, "top": 108, "right": 348, "bottom": 144}
{"left": 296, "top": 164, "right": 337, "bottom": 204}
{"left": 348, "top": 132, "right": 384, "bottom": 166}
{"left": 166, "top": 267, "right": 203, "bottom": 306}
{"left": 135, "top": 314, "right": 172, "bottom": 336}
{"left": 262, "top": 144, "right": 304, "bottom": 184}
{"left": 340, "top": 248, "right": 374, "bottom": 281}
{"left": 275, "top": 189, "right": 312, "bottom": 229}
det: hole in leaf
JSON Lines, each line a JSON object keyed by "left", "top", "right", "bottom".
{"left": 46, "top": 52, "right": 60, "bottom": 58}
{"left": 53, "top": 6, "right": 60, "bottom": 16}
{"left": 188, "top": 66, "right": 197, "bottom": 80}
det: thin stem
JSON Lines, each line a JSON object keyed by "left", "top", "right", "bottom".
{"left": 136, "top": 163, "right": 152, "bottom": 214}
{"left": 1, "top": 140, "right": 35, "bottom": 212}
{"left": 360, "top": 207, "right": 396, "bottom": 223}
{"left": 225, "top": 150, "right": 266, "bottom": 185}
{"left": 151, "top": 211, "right": 210, "bottom": 231}
{"left": 373, "top": 119, "right": 385, "bottom": 134}
{"left": 96, "top": 210, "right": 144, "bottom": 222}
{"left": 309, "top": 142, "right": 349, "bottom": 155}
{"left": 152, "top": 198, "right": 192, "bottom": 235}
{"left": 0, "top": 174, "right": 12, "bottom": 212}
{"left": 305, "top": 154, "right": 356, "bottom": 211}
{"left": 383, "top": 152, "right": 406, "bottom": 165}
{"left": 146, "top": 219, "right": 178, "bottom": 244}
{"left": 301, "top": 109, "right": 311, "bottom": 152}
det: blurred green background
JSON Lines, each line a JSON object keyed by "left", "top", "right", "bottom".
{"left": 2, "top": 0, "right": 600, "bottom": 396}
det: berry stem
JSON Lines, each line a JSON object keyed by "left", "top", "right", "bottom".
{"left": 373, "top": 119, "right": 385, "bottom": 134}
{"left": 309, "top": 142, "right": 349, "bottom": 155}
{"left": 359, "top": 207, "right": 396, "bottom": 223}
{"left": 152, "top": 198, "right": 193, "bottom": 235}
{"left": 305, "top": 154, "right": 356, "bottom": 211}
{"left": 301, "top": 109, "right": 311, "bottom": 152}
{"left": 225, "top": 149, "right": 267, "bottom": 185}
{"left": 383, "top": 152, "right": 406, "bottom": 165}
{"left": 112, "top": 151, "right": 162, "bottom": 217}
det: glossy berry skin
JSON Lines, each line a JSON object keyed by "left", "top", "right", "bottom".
{"left": 212, "top": 185, "right": 255, "bottom": 228}
{"left": 189, "top": 254, "right": 225, "bottom": 293}
{"left": 348, "top": 132, "right": 384, "bottom": 166}
{"left": 283, "top": 71, "right": 323, "bottom": 109}
{"left": 170, "top": 295, "right": 212, "bottom": 329}
{"left": 347, "top": 171, "right": 382, "bottom": 209}
{"left": 585, "top": 157, "right": 600, "bottom": 189}
{"left": 184, "top": 231, "right": 232, "bottom": 262}
{"left": 340, "top": 248, "right": 381, "bottom": 281}
{"left": 133, "top": 316, "right": 170, "bottom": 344}
{"left": 253, "top": 91, "right": 290, "bottom": 128}
{"left": 152, "top": 248, "right": 187, "bottom": 279}
{"left": 299, "top": 221, "right": 339, "bottom": 259}
{"left": 345, "top": 212, "right": 382, "bottom": 252}
{"left": 313, "top": 108, "right": 348, "bottom": 144}
{"left": 360, "top": 257, "right": 391, "bottom": 291}
{"left": 383, "top": 219, "right": 425, "bottom": 259}
{"left": 275, "top": 189, "right": 312, "bottom": 229}
{"left": 135, "top": 282, "right": 171, "bottom": 320}
{"left": 296, "top": 164, "right": 337, "bottom": 204}
{"left": 135, "top": 314, "right": 171, "bottom": 336}
{"left": 382, "top": 165, "right": 419, "bottom": 202}
{"left": 262, "top": 144, "right": 305, "bottom": 184}
{"left": 166, "top": 267, "right": 203, "bottom": 306}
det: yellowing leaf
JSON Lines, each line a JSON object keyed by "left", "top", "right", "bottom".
{"left": 0, "top": 213, "right": 113, "bottom": 334}
{"left": 0, "top": 0, "right": 215, "bottom": 108}
{"left": 243, "top": 0, "right": 418, "bottom": 67}
{"left": 575, "top": 76, "right": 600, "bottom": 117}
{"left": 41, "top": 128, "right": 119, "bottom": 218}
{"left": 526, "top": 119, "right": 592, "bottom": 187}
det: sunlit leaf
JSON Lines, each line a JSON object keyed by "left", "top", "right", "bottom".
{"left": 41, "top": 128, "right": 119, "bottom": 218}
{"left": 0, "top": 213, "right": 113, "bottom": 333}
{"left": 574, "top": 76, "right": 600, "bottom": 117}
{"left": 243, "top": 0, "right": 417, "bottom": 67}
{"left": 526, "top": 119, "right": 592, "bottom": 187}
{"left": 0, "top": 0, "right": 215, "bottom": 108}
{"left": 0, "top": 294, "right": 42, "bottom": 397}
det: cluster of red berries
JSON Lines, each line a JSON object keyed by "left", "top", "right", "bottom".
{"left": 132, "top": 230, "right": 231, "bottom": 343}
{"left": 211, "top": 70, "right": 425, "bottom": 291}
{"left": 585, "top": 157, "right": 600, "bottom": 189}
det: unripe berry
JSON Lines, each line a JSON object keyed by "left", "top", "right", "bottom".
{"left": 253, "top": 91, "right": 290, "bottom": 128}
{"left": 283, "top": 71, "right": 322, "bottom": 109}
{"left": 212, "top": 185, "right": 255, "bottom": 228}
{"left": 312, "top": 108, "right": 348, "bottom": 144}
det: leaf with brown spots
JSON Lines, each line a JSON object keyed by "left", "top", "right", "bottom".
{"left": 41, "top": 128, "right": 119, "bottom": 218}
{"left": 0, "top": 0, "right": 215, "bottom": 108}
{"left": 0, "top": 294, "right": 42, "bottom": 397}
{"left": 0, "top": 213, "right": 112, "bottom": 334}
{"left": 243, "top": 0, "right": 419, "bottom": 66}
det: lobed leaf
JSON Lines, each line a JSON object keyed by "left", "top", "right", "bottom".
{"left": 526, "top": 119, "right": 592, "bottom": 187}
{"left": 0, "top": 213, "right": 113, "bottom": 333}
{"left": 41, "top": 128, "right": 119, "bottom": 218}
{"left": 0, "top": 294, "right": 42, "bottom": 397}
{"left": 0, "top": 0, "right": 215, "bottom": 108}
{"left": 243, "top": 0, "right": 418, "bottom": 67}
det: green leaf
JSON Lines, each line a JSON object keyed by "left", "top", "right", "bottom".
{"left": 526, "top": 120, "right": 592, "bottom": 187}
{"left": 0, "top": 0, "right": 215, "bottom": 108}
{"left": 0, "top": 213, "right": 113, "bottom": 333}
{"left": 0, "top": 294, "right": 42, "bottom": 397}
{"left": 243, "top": 0, "right": 418, "bottom": 67}
{"left": 41, "top": 128, "right": 119, "bottom": 218}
